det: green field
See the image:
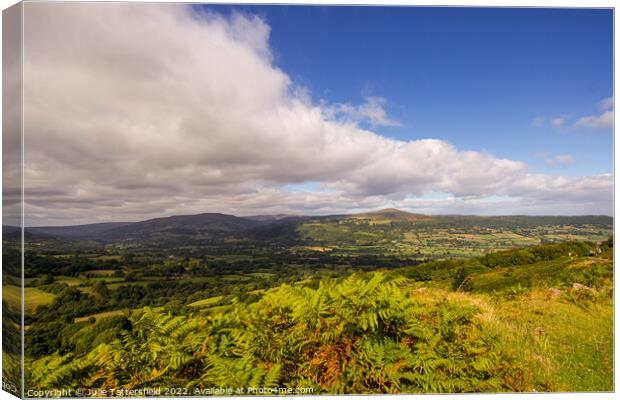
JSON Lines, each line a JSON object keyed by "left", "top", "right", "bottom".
{"left": 187, "top": 295, "right": 224, "bottom": 308}
{"left": 297, "top": 216, "right": 611, "bottom": 260}
{"left": 3, "top": 285, "right": 56, "bottom": 313}
{"left": 56, "top": 276, "right": 83, "bottom": 286}
{"left": 74, "top": 310, "right": 127, "bottom": 323}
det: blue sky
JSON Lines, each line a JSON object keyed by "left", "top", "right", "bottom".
{"left": 198, "top": 5, "right": 613, "bottom": 177}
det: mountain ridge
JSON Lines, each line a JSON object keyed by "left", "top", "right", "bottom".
{"left": 6, "top": 209, "right": 613, "bottom": 247}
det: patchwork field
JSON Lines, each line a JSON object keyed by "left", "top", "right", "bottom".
{"left": 297, "top": 215, "right": 611, "bottom": 259}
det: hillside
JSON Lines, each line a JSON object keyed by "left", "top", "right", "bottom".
{"left": 22, "top": 213, "right": 265, "bottom": 246}
{"left": 294, "top": 210, "right": 612, "bottom": 259}
{"left": 349, "top": 208, "right": 432, "bottom": 222}
{"left": 94, "top": 213, "right": 263, "bottom": 242}
{"left": 27, "top": 222, "right": 133, "bottom": 240}
{"left": 14, "top": 210, "right": 612, "bottom": 253}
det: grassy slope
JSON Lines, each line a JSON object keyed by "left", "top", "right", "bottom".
{"left": 393, "top": 285, "right": 612, "bottom": 391}
{"left": 3, "top": 285, "right": 56, "bottom": 313}
{"left": 494, "top": 291, "right": 612, "bottom": 391}
{"left": 395, "top": 241, "right": 614, "bottom": 392}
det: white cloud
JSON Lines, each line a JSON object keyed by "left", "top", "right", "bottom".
{"left": 574, "top": 110, "right": 613, "bottom": 130}
{"left": 535, "top": 97, "right": 614, "bottom": 132}
{"left": 545, "top": 154, "right": 574, "bottom": 168}
{"left": 599, "top": 96, "right": 614, "bottom": 110}
{"left": 322, "top": 96, "right": 400, "bottom": 128}
{"left": 531, "top": 117, "right": 544, "bottom": 127}
{"left": 573, "top": 96, "right": 613, "bottom": 131}
{"left": 555, "top": 154, "right": 575, "bottom": 165}
{"left": 551, "top": 117, "right": 565, "bottom": 127}
{"left": 20, "top": 3, "right": 613, "bottom": 225}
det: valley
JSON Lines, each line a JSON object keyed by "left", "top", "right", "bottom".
{"left": 1, "top": 208, "right": 614, "bottom": 394}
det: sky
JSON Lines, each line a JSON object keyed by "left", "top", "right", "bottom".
{"left": 203, "top": 5, "right": 613, "bottom": 175}
{"left": 9, "top": 3, "right": 614, "bottom": 225}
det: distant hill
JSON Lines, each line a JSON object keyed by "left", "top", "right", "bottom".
{"left": 17, "top": 213, "right": 264, "bottom": 245}
{"left": 94, "top": 213, "right": 264, "bottom": 243}
{"left": 431, "top": 214, "right": 614, "bottom": 229}
{"left": 350, "top": 208, "right": 432, "bottom": 222}
{"left": 9, "top": 209, "right": 612, "bottom": 248}
{"left": 27, "top": 222, "right": 133, "bottom": 240}
{"left": 244, "top": 214, "right": 295, "bottom": 223}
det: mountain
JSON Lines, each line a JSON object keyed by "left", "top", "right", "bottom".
{"left": 19, "top": 213, "right": 264, "bottom": 245}
{"left": 27, "top": 222, "right": 133, "bottom": 240}
{"left": 94, "top": 213, "right": 264, "bottom": 243}
{"left": 244, "top": 214, "right": 296, "bottom": 223}
{"left": 11, "top": 209, "right": 613, "bottom": 248}
{"left": 351, "top": 208, "right": 431, "bottom": 222}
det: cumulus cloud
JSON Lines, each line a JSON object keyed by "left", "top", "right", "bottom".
{"left": 574, "top": 110, "right": 613, "bottom": 130}
{"left": 322, "top": 96, "right": 400, "bottom": 128}
{"left": 573, "top": 96, "right": 613, "bottom": 131}
{"left": 20, "top": 3, "right": 612, "bottom": 225}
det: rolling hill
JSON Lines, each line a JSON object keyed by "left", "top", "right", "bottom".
{"left": 9, "top": 209, "right": 612, "bottom": 251}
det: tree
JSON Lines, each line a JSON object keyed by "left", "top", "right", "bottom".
{"left": 124, "top": 272, "right": 137, "bottom": 282}
{"left": 93, "top": 281, "right": 110, "bottom": 297}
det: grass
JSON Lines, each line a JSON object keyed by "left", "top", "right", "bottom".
{"left": 470, "top": 256, "right": 612, "bottom": 294}
{"left": 74, "top": 306, "right": 166, "bottom": 322}
{"left": 244, "top": 272, "right": 276, "bottom": 279}
{"left": 187, "top": 295, "right": 224, "bottom": 308}
{"left": 56, "top": 276, "right": 83, "bottom": 286}
{"left": 74, "top": 310, "right": 127, "bottom": 323}
{"left": 494, "top": 290, "right": 613, "bottom": 391}
{"left": 402, "top": 282, "right": 613, "bottom": 392}
{"left": 221, "top": 274, "right": 251, "bottom": 281}
{"left": 105, "top": 281, "right": 153, "bottom": 290}
{"left": 471, "top": 258, "right": 573, "bottom": 293}
{"left": 85, "top": 269, "right": 118, "bottom": 276}
{"left": 186, "top": 276, "right": 216, "bottom": 284}
{"left": 3, "top": 285, "right": 56, "bottom": 313}
{"left": 206, "top": 255, "right": 254, "bottom": 262}
{"left": 65, "top": 275, "right": 219, "bottom": 292}
{"left": 89, "top": 255, "right": 122, "bottom": 261}
{"left": 83, "top": 276, "right": 125, "bottom": 283}
{"left": 396, "top": 241, "right": 614, "bottom": 392}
